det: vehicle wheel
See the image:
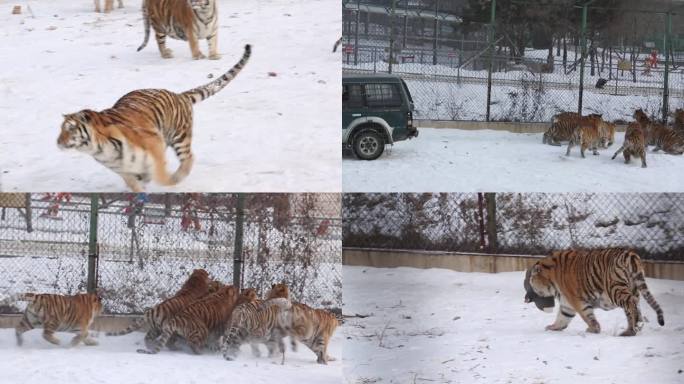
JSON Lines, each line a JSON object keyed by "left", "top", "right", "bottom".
{"left": 353, "top": 130, "right": 385, "bottom": 160}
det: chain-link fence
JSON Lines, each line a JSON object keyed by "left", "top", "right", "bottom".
{"left": 342, "top": 0, "right": 684, "bottom": 123}
{"left": 0, "top": 193, "right": 342, "bottom": 314}
{"left": 343, "top": 193, "right": 684, "bottom": 260}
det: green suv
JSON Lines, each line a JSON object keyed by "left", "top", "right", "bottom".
{"left": 342, "top": 74, "right": 418, "bottom": 160}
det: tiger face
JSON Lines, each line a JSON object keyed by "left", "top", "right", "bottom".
{"left": 188, "top": 0, "right": 212, "bottom": 10}
{"left": 528, "top": 259, "right": 558, "bottom": 298}
{"left": 266, "top": 283, "right": 289, "bottom": 300}
{"left": 57, "top": 113, "right": 91, "bottom": 150}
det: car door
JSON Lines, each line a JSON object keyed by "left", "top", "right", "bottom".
{"left": 342, "top": 83, "right": 365, "bottom": 143}
{"left": 363, "top": 82, "right": 405, "bottom": 141}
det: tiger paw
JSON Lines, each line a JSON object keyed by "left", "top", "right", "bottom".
{"left": 545, "top": 324, "right": 566, "bottom": 331}
{"left": 84, "top": 338, "right": 99, "bottom": 346}
{"left": 585, "top": 326, "right": 601, "bottom": 334}
{"left": 619, "top": 329, "right": 637, "bottom": 337}
{"left": 193, "top": 52, "right": 207, "bottom": 60}
{"left": 209, "top": 53, "right": 221, "bottom": 60}
{"left": 161, "top": 49, "right": 174, "bottom": 59}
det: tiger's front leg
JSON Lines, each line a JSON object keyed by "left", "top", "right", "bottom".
{"left": 121, "top": 174, "right": 144, "bottom": 193}
{"left": 188, "top": 35, "right": 206, "bottom": 60}
{"left": 546, "top": 297, "right": 575, "bottom": 331}
{"left": 155, "top": 32, "right": 174, "bottom": 59}
{"left": 207, "top": 33, "right": 221, "bottom": 60}
{"left": 42, "top": 321, "right": 62, "bottom": 346}
{"left": 576, "top": 304, "right": 601, "bottom": 334}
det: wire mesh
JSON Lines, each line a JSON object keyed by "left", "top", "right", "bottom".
{"left": 342, "top": 0, "right": 684, "bottom": 123}
{"left": 0, "top": 193, "right": 342, "bottom": 314}
{"left": 343, "top": 193, "right": 684, "bottom": 261}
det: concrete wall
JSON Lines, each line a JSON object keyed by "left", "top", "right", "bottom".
{"left": 0, "top": 314, "right": 142, "bottom": 330}
{"left": 415, "top": 120, "right": 627, "bottom": 134}
{"left": 343, "top": 248, "right": 684, "bottom": 280}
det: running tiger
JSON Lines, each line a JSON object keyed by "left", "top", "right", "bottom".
{"left": 106, "top": 268, "right": 213, "bottom": 348}
{"left": 527, "top": 248, "right": 664, "bottom": 336}
{"left": 138, "top": 0, "right": 220, "bottom": 60}
{"left": 137, "top": 284, "right": 239, "bottom": 354}
{"left": 611, "top": 122, "right": 647, "bottom": 168}
{"left": 565, "top": 114, "right": 603, "bottom": 157}
{"left": 221, "top": 292, "right": 292, "bottom": 364}
{"left": 95, "top": 0, "right": 123, "bottom": 13}
{"left": 15, "top": 292, "right": 102, "bottom": 347}
{"left": 266, "top": 283, "right": 338, "bottom": 364}
{"left": 57, "top": 44, "right": 251, "bottom": 192}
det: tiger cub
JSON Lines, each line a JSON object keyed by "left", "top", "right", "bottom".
{"left": 528, "top": 248, "right": 664, "bottom": 336}
{"left": 565, "top": 114, "right": 603, "bottom": 157}
{"left": 94, "top": 0, "right": 123, "bottom": 13}
{"left": 611, "top": 122, "right": 647, "bottom": 168}
{"left": 137, "top": 285, "right": 239, "bottom": 354}
{"left": 221, "top": 291, "right": 292, "bottom": 364}
{"left": 57, "top": 45, "right": 251, "bottom": 192}
{"left": 138, "top": 0, "right": 220, "bottom": 60}
{"left": 266, "top": 283, "right": 338, "bottom": 364}
{"left": 15, "top": 292, "right": 102, "bottom": 347}
{"left": 106, "top": 268, "right": 213, "bottom": 349}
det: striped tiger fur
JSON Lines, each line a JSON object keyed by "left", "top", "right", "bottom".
{"left": 221, "top": 295, "right": 292, "bottom": 364}
{"left": 528, "top": 248, "right": 664, "bottom": 336}
{"left": 94, "top": 0, "right": 123, "bottom": 13}
{"left": 634, "top": 108, "right": 684, "bottom": 154}
{"left": 106, "top": 268, "right": 213, "bottom": 349}
{"left": 137, "top": 284, "right": 239, "bottom": 354}
{"left": 565, "top": 114, "right": 603, "bottom": 157}
{"left": 138, "top": 0, "right": 219, "bottom": 60}
{"left": 15, "top": 292, "right": 102, "bottom": 347}
{"left": 332, "top": 37, "right": 342, "bottom": 53}
{"left": 57, "top": 44, "right": 251, "bottom": 192}
{"left": 266, "top": 283, "right": 338, "bottom": 364}
{"left": 674, "top": 108, "right": 684, "bottom": 134}
{"left": 598, "top": 120, "right": 615, "bottom": 148}
{"left": 611, "top": 122, "right": 647, "bottom": 168}
{"left": 542, "top": 111, "right": 578, "bottom": 146}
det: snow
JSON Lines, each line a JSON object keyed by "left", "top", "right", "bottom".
{"left": 0, "top": 329, "right": 342, "bottom": 384}
{"left": 0, "top": 0, "right": 341, "bottom": 192}
{"left": 342, "top": 266, "right": 684, "bottom": 384}
{"left": 343, "top": 128, "right": 684, "bottom": 192}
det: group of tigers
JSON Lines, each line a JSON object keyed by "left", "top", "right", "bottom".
{"left": 11, "top": 269, "right": 338, "bottom": 365}
{"left": 542, "top": 108, "right": 684, "bottom": 167}
{"left": 58, "top": 0, "right": 250, "bottom": 192}
{"left": 526, "top": 248, "right": 665, "bottom": 337}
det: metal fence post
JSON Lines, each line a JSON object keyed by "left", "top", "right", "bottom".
{"left": 486, "top": 0, "right": 496, "bottom": 122}
{"left": 485, "top": 193, "right": 498, "bottom": 253}
{"left": 87, "top": 194, "right": 99, "bottom": 293}
{"left": 354, "top": 1, "right": 360, "bottom": 66}
{"left": 232, "top": 193, "right": 245, "bottom": 289}
{"left": 24, "top": 193, "right": 32, "bottom": 233}
{"left": 662, "top": 11, "right": 671, "bottom": 123}
{"left": 388, "top": 0, "right": 396, "bottom": 74}
{"left": 578, "top": 1, "right": 596, "bottom": 116}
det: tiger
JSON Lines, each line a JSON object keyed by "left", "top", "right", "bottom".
{"left": 598, "top": 120, "right": 615, "bottom": 148}
{"left": 138, "top": 0, "right": 220, "bottom": 60}
{"left": 266, "top": 283, "right": 338, "bottom": 364}
{"left": 94, "top": 0, "right": 123, "bottom": 13}
{"left": 634, "top": 108, "right": 684, "bottom": 154}
{"left": 332, "top": 37, "right": 342, "bottom": 53}
{"left": 106, "top": 268, "right": 212, "bottom": 349}
{"left": 633, "top": 108, "right": 655, "bottom": 142}
{"left": 221, "top": 294, "right": 293, "bottom": 364}
{"left": 565, "top": 114, "right": 603, "bottom": 158}
{"left": 527, "top": 248, "right": 665, "bottom": 337}
{"left": 611, "top": 122, "right": 647, "bottom": 168}
{"left": 542, "top": 111, "right": 578, "bottom": 146}
{"left": 137, "top": 284, "right": 239, "bottom": 354}
{"left": 15, "top": 292, "right": 102, "bottom": 347}
{"left": 57, "top": 44, "right": 251, "bottom": 192}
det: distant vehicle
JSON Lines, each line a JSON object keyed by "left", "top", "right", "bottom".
{"left": 342, "top": 74, "right": 418, "bottom": 160}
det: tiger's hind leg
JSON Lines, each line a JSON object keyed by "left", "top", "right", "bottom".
{"left": 154, "top": 32, "right": 174, "bottom": 59}
{"left": 148, "top": 142, "right": 176, "bottom": 187}
{"left": 15, "top": 314, "right": 34, "bottom": 346}
{"left": 104, "top": 0, "right": 114, "bottom": 12}
{"left": 207, "top": 33, "right": 221, "bottom": 60}
{"left": 170, "top": 128, "right": 194, "bottom": 185}
{"left": 121, "top": 174, "right": 144, "bottom": 193}
{"left": 186, "top": 327, "right": 209, "bottom": 355}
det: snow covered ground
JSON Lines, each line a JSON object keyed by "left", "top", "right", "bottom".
{"left": 343, "top": 128, "right": 684, "bottom": 192}
{"left": 0, "top": 329, "right": 342, "bottom": 384}
{"left": 0, "top": 0, "right": 341, "bottom": 192}
{"left": 342, "top": 266, "right": 684, "bottom": 384}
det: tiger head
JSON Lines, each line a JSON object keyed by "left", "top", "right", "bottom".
{"left": 237, "top": 288, "right": 259, "bottom": 305}
{"left": 528, "top": 258, "right": 558, "bottom": 299}
{"left": 57, "top": 111, "right": 94, "bottom": 150}
{"left": 188, "top": 0, "right": 213, "bottom": 10}
{"left": 633, "top": 108, "right": 648, "bottom": 123}
{"left": 266, "top": 283, "right": 289, "bottom": 300}
{"left": 207, "top": 279, "right": 225, "bottom": 293}
{"left": 177, "top": 269, "right": 211, "bottom": 295}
